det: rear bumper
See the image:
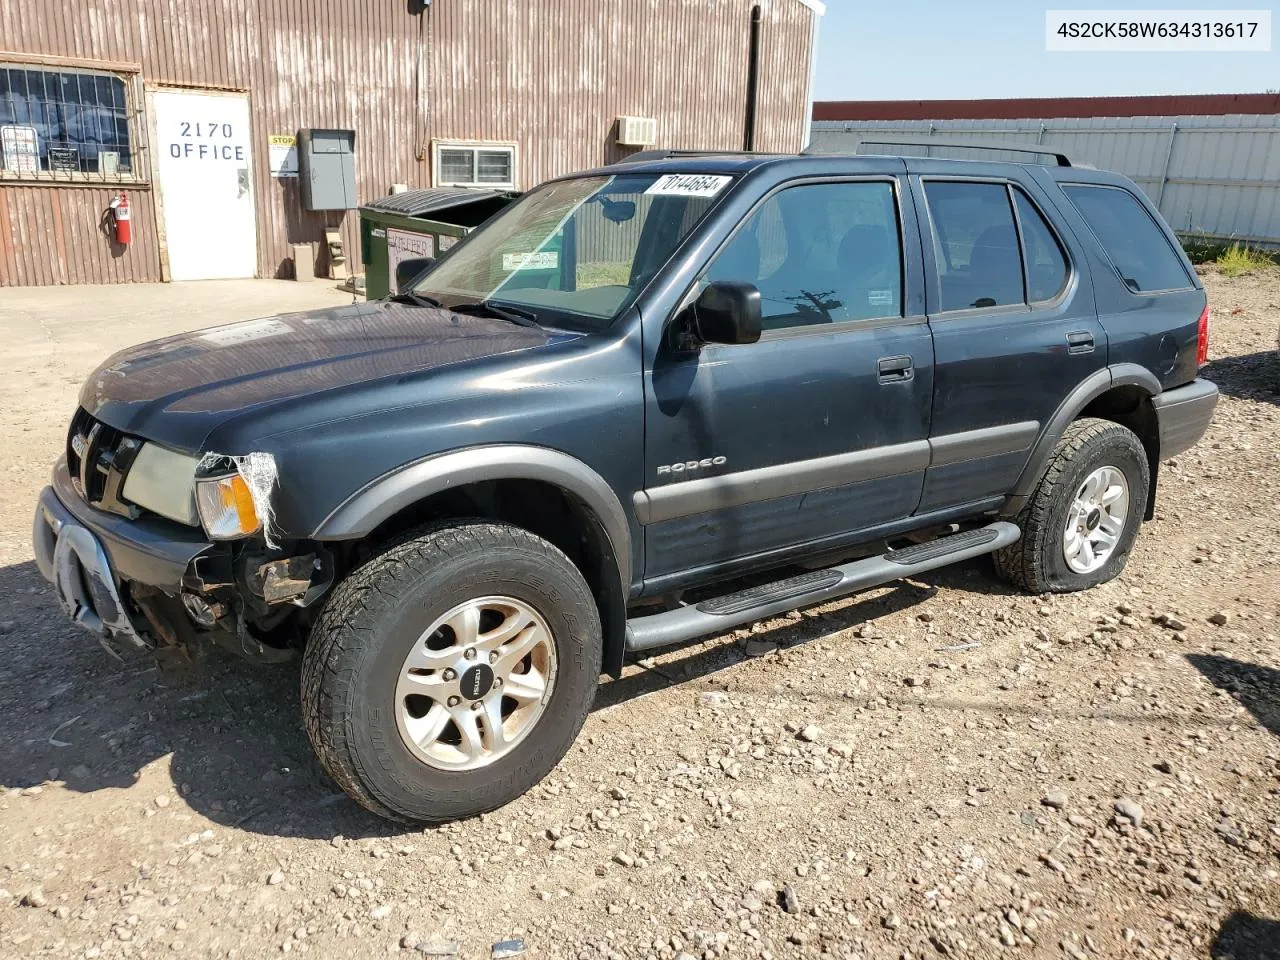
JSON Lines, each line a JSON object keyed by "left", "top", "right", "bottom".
{"left": 1152, "top": 378, "right": 1219, "bottom": 459}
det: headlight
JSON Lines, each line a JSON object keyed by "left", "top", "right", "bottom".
{"left": 121, "top": 444, "right": 200, "bottom": 525}
{"left": 195, "top": 473, "right": 262, "bottom": 539}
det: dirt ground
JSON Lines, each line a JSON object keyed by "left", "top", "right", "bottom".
{"left": 0, "top": 272, "right": 1277, "bottom": 960}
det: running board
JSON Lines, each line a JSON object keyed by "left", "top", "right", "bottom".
{"left": 624, "top": 521, "right": 1020, "bottom": 654}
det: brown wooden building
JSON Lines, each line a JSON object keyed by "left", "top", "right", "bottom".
{"left": 0, "top": 0, "right": 823, "bottom": 287}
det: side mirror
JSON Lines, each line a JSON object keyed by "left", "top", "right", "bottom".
{"left": 395, "top": 256, "right": 435, "bottom": 293}
{"left": 692, "top": 281, "right": 762, "bottom": 345}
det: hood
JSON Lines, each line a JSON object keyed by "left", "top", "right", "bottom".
{"left": 80, "top": 300, "right": 561, "bottom": 450}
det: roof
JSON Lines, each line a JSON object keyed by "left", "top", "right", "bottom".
{"left": 813, "top": 93, "right": 1280, "bottom": 123}
{"left": 361, "top": 187, "right": 515, "bottom": 217}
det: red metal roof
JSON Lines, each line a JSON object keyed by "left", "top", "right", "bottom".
{"left": 813, "top": 93, "right": 1280, "bottom": 122}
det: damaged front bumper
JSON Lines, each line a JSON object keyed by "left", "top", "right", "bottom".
{"left": 34, "top": 458, "right": 214, "bottom": 650}
{"left": 34, "top": 457, "right": 333, "bottom": 668}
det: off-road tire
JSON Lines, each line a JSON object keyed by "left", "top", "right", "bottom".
{"left": 301, "top": 521, "right": 602, "bottom": 824}
{"left": 994, "top": 418, "right": 1150, "bottom": 594}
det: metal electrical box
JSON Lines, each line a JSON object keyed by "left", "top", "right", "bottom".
{"left": 298, "top": 128, "right": 357, "bottom": 211}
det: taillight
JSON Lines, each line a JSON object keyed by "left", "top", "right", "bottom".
{"left": 1196, "top": 305, "right": 1210, "bottom": 368}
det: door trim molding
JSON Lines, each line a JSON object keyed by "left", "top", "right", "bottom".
{"left": 633, "top": 420, "right": 1040, "bottom": 525}
{"left": 633, "top": 440, "right": 931, "bottom": 525}
{"left": 929, "top": 420, "right": 1039, "bottom": 466}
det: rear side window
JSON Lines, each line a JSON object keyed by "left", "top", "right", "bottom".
{"left": 924, "top": 181, "right": 1024, "bottom": 311}
{"left": 1061, "top": 184, "right": 1192, "bottom": 292}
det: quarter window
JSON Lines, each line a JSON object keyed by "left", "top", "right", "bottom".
{"left": 1012, "top": 189, "right": 1069, "bottom": 302}
{"left": 702, "top": 181, "right": 904, "bottom": 331}
{"left": 0, "top": 62, "right": 141, "bottom": 181}
{"left": 1061, "top": 184, "right": 1192, "bottom": 292}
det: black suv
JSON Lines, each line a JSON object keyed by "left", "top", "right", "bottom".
{"left": 34, "top": 150, "right": 1218, "bottom": 824}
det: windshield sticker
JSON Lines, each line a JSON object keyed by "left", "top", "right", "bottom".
{"left": 502, "top": 251, "right": 559, "bottom": 271}
{"left": 199, "top": 317, "right": 290, "bottom": 347}
{"left": 645, "top": 174, "right": 732, "bottom": 197}
{"left": 868, "top": 289, "right": 895, "bottom": 307}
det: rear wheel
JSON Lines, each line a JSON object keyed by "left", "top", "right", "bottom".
{"left": 994, "top": 418, "right": 1150, "bottom": 594}
{"left": 301, "top": 521, "right": 601, "bottom": 824}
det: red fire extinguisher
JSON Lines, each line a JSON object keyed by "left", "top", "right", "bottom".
{"left": 108, "top": 192, "right": 131, "bottom": 246}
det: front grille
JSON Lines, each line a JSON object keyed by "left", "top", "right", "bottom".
{"left": 66, "top": 408, "right": 141, "bottom": 518}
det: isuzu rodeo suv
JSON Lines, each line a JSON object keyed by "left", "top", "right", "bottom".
{"left": 34, "top": 148, "right": 1218, "bottom": 823}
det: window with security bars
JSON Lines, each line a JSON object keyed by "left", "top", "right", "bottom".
{"left": 434, "top": 142, "right": 516, "bottom": 189}
{"left": 0, "top": 62, "right": 141, "bottom": 181}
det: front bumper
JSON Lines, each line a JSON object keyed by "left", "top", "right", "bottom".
{"left": 1151, "top": 377, "right": 1219, "bottom": 459}
{"left": 33, "top": 458, "right": 213, "bottom": 646}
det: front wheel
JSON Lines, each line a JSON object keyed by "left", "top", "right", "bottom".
{"left": 301, "top": 521, "right": 602, "bottom": 824}
{"left": 995, "top": 418, "right": 1150, "bottom": 594}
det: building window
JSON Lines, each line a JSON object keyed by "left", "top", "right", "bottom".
{"left": 0, "top": 61, "right": 144, "bottom": 183}
{"left": 433, "top": 141, "right": 516, "bottom": 189}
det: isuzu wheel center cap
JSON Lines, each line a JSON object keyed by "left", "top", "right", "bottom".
{"left": 460, "top": 663, "right": 495, "bottom": 701}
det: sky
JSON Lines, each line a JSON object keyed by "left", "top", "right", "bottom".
{"left": 812, "top": 0, "right": 1280, "bottom": 101}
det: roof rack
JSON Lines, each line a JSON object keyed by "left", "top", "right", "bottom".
{"left": 611, "top": 148, "right": 784, "bottom": 164}
{"left": 854, "top": 139, "right": 1072, "bottom": 167}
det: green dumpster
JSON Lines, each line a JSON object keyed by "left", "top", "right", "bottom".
{"left": 359, "top": 187, "right": 519, "bottom": 299}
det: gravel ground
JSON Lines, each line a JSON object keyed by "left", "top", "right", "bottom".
{"left": 0, "top": 269, "right": 1277, "bottom": 960}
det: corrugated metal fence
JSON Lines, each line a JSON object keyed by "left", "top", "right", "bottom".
{"left": 809, "top": 114, "right": 1280, "bottom": 248}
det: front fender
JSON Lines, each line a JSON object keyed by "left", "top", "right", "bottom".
{"left": 312, "top": 443, "right": 632, "bottom": 595}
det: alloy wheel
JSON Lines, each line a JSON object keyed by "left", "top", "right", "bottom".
{"left": 1063, "top": 465, "right": 1129, "bottom": 574}
{"left": 394, "top": 596, "right": 557, "bottom": 771}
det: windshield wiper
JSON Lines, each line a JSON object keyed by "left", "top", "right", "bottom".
{"left": 450, "top": 300, "right": 542, "bottom": 328}
{"left": 387, "top": 291, "right": 444, "bottom": 309}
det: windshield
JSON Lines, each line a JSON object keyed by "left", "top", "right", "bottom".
{"left": 414, "top": 172, "right": 734, "bottom": 331}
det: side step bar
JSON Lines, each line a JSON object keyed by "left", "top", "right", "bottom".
{"left": 624, "top": 521, "right": 1020, "bottom": 654}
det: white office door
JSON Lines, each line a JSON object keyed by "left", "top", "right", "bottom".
{"left": 150, "top": 90, "right": 257, "bottom": 280}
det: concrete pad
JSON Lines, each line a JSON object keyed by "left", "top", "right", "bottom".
{"left": 0, "top": 279, "right": 353, "bottom": 377}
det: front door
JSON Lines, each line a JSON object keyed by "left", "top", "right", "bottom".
{"left": 639, "top": 177, "right": 934, "bottom": 590}
{"left": 150, "top": 89, "right": 256, "bottom": 280}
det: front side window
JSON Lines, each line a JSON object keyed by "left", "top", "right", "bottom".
{"left": 0, "top": 62, "right": 139, "bottom": 181}
{"left": 416, "top": 173, "right": 729, "bottom": 330}
{"left": 1061, "top": 184, "right": 1192, "bottom": 292}
{"left": 701, "top": 180, "right": 904, "bottom": 331}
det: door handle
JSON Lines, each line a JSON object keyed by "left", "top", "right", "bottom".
{"left": 877, "top": 355, "right": 914, "bottom": 383}
{"left": 1067, "top": 330, "right": 1095, "bottom": 355}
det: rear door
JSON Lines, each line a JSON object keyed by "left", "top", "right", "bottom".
{"left": 906, "top": 164, "right": 1106, "bottom": 511}
{"left": 639, "top": 173, "right": 934, "bottom": 589}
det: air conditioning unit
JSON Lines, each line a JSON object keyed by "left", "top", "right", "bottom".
{"left": 616, "top": 115, "right": 657, "bottom": 147}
